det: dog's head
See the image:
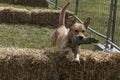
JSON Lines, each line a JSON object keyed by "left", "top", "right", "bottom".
{"left": 67, "top": 15, "right": 90, "bottom": 40}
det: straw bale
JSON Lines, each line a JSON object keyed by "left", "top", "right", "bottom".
{"left": 0, "top": 7, "right": 73, "bottom": 26}
{"left": 0, "top": 7, "right": 31, "bottom": 24}
{"left": 0, "top": 47, "right": 58, "bottom": 80}
{"left": 0, "top": 0, "right": 48, "bottom": 7}
{"left": 0, "top": 47, "right": 120, "bottom": 80}
{"left": 31, "top": 9, "right": 72, "bottom": 26}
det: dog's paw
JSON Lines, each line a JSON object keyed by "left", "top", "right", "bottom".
{"left": 73, "top": 59, "right": 80, "bottom": 64}
{"left": 74, "top": 54, "right": 80, "bottom": 64}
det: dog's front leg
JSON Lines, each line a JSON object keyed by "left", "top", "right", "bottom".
{"left": 74, "top": 47, "right": 80, "bottom": 63}
{"left": 60, "top": 47, "right": 74, "bottom": 61}
{"left": 66, "top": 48, "right": 74, "bottom": 61}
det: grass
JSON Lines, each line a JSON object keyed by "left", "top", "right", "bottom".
{"left": 0, "top": 0, "right": 120, "bottom": 50}
{"left": 0, "top": 23, "right": 56, "bottom": 50}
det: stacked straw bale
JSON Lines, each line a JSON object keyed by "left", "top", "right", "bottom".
{"left": 0, "top": 7, "right": 73, "bottom": 27}
{"left": 0, "top": 7, "right": 31, "bottom": 24}
{"left": 0, "top": 0, "right": 48, "bottom": 7}
{"left": 0, "top": 47, "right": 120, "bottom": 80}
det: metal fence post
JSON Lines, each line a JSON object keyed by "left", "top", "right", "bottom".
{"left": 111, "top": 0, "right": 118, "bottom": 48}
{"left": 75, "top": 0, "right": 79, "bottom": 15}
{"left": 105, "top": 0, "right": 114, "bottom": 48}
{"left": 55, "top": 0, "right": 58, "bottom": 9}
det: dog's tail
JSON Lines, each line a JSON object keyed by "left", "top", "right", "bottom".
{"left": 59, "top": 1, "right": 70, "bottom": 26}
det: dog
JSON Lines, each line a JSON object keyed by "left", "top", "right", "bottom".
{"left": 51, "top": 1, "right": 90, "bottom": 63}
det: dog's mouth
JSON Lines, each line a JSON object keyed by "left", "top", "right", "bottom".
{"left": 77, "top": 36, "right": 84, "bottom": 40}
{"left": 71, "top": 36, "right": 85, "bottom": 45}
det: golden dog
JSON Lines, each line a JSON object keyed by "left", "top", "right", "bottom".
{"left": 51, "top": 1, "right": 90, "bottom": 63}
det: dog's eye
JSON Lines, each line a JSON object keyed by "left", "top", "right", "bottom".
{"left": 75, "top": 30, "right": 79, "bottom": 33}
{"left": 82, "top": 30, "right": 85, "bottom": 33}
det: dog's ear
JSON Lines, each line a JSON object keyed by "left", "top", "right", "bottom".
{"left": 83, "top": 17, "right": 90, "bottom": 29}
{"left": 67, "top": 15, "right": 76, "bottom": 27}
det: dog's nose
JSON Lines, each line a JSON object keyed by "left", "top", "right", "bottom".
{"left": 78, "top": 36, "right": 84, "bottom": 40}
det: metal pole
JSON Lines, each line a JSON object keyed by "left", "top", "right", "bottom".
{"left": 55, "top": 0, "right": 58, "bottom": 9}
{"left": 106, "top": 0, "right": 114, "bottom": 48}
{"left": 48, "top": 1, "right": 61, "bottom": 9}
{"left": 111, "top": 0, "right": 118, "bottom": 48}
{"left": 75, "top": 0, "right": 79, "bottom": 15}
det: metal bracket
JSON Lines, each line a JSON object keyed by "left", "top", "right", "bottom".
{"left": 95, "top": 43, "right": 120, "bottom": 53}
